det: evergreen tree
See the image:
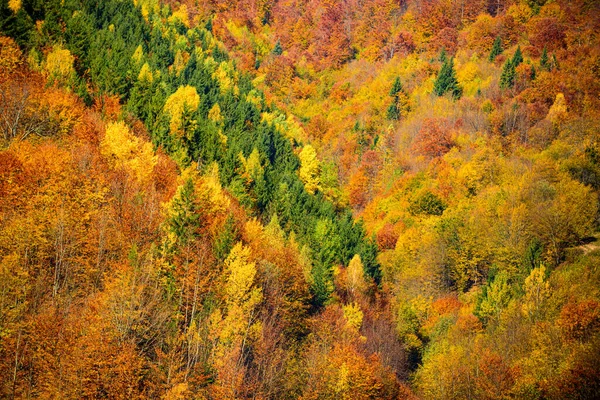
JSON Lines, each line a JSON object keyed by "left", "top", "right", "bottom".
{"left": 439, "top": 47, "right": 447, "bottom": 63}
{"left": 512, "top": 45, "right": 523, "bottom": 67}
{"left": 273, "top": 40, "right": 283, "bottom": 56}
{"left": 489, "top": 37, "right": 503, "bottom": 62}
{"left": 168, "top": 178, "right": 201, "bottom": 245}
{"left": 499, "top": 59, "right": 515, "bottom": 88}
{"left": 434, "top": 58, "right": 462, "bottom": 99}
{"left": 552, "top": 53, "right": 559, "bottom": 70}
{"left": 540, "top": 46, "right": 550, "bottom": 71}
{"left": 389, "top": 76, "right": 403, "bottom": 97}
{"left": 387, "top": 103, "right": 400, "bottom": 120}
{"left": 387, "top": 77, "right": 403, "bottom": 120}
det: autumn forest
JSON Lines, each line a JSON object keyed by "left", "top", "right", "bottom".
{"left": 0, "top": 0, "right": 599, "bottom": 398}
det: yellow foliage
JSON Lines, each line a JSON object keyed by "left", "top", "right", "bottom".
{"left": 346, "top": 254, "right": 366, "bottom": 296}
{"left": 201, "top": 162, "right": 231, "bottom": 213}
{"left": 212, "top": 61, "right": 236, "bottom": 93}
{"left": 522, "top": 265, "right": 550, "bottom": 321}
{"left": 239, "top": 148, "right": 264, "bottom": 183}
{"left": 138, "top": 62, "right": 153, "bottom": 83}
{"left": 343, "top": 302, "right": 364, "bottom": 331}
{"left": 219, "top": 243, "right": 263, "bottom": 343}
{"left": 208, "top": 103, "right": 224, "bottom": 124}
{"left": 172, "top": 50, "right": 189, "bottom": 75}
{"left": 131, "top": 45, "right": 143, "bottom": 65}
{"left": 299, "top": 144, "right": 320, "bottom": 194}
{"left": 8, "top": 0, "right": 21, "bottom": 13}
{"left": 246, "top": 90, "right": 263, "bottom": 109}
{"left": 168, "top": 4, "right": 189, "bottom": 27}
{"left": 100, "top": 121, "right": 157, "bottom": 184}
{"left": 456, "top": 61, "right": 481, "bottom": 96}
{"left": 547, "top": 93, "right": 568, "bottom": 126}
{"left": 507, "top": 3, "right": 532, "bottom": 23}
{"left": 0, "top": 36, "right": 21, "bottom": 77}
{"left": 44, "top": 46, "right": 74, "bottom": 82}
{"left": 164, "top": 85, "right": 200, "bottom": 135}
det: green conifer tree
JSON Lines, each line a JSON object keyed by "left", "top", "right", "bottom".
{"left": 540, "top": 46, "right": 550, "bottom": 71}
{"left": 434, "top": 58, "right": 462, "bottom": 99}
{"left": 489, "top": 37, "right": 503, "bottom": 62}
{"left": 273, "top": 40, "right": 283, "bottom": 56}
{"left": 499, "top": 59, "right": 515, "bottom": 88}
{"left": 512, "top": 45, "right": 523, "bottom": 67}
{"left": 439, "top": 48, "right": 447, "bottom": 63}
{"left": 389, "top": 77, "right": 403, "bottom": 97}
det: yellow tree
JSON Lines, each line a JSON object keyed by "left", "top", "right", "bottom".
{"left": 211, "top": 243, "right": 262, "bottom": 398}
{"left": 299, "top": 144, "right": 320, "bottom": 194}
{"left": 164, "top": 85, "right": 200, "bottom": 138}
{"left": 100, "top": 121, "right": 157, "bottom": 185}
{"left": 44, "top": 46, "right": 75, "bottom": 84}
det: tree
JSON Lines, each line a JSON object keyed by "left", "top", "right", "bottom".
{"left": 499, "top": 59, "right": 515, "bottom": 89}
{"left": 512, "top": 45, "right": 523, "bottom": 67}
{"left": 272, "top": 40, "right": 282, "bottom": 56}
{"left": 488, "top": 37, "right": 503, "bottom": 62}
{"left": 298, "top": 144, "right": 320, "bottom": 194}
{"left": 434, "top": 58, "right": 462, "bottom": 99}
{"left": 387, "top": 76, "right": 408, "bottom": 120}
{"left": 163, "top": 85, "right": 200, "bottom": 138}
{"left": 540, "top": 46, "right": 549, "bottom": 71}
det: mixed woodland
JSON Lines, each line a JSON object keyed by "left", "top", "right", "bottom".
{"left": 1, "top": 0, "right": 600, "bottom": 398}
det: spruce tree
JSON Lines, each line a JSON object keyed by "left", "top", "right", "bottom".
{"left": 388, "top": 77, "right": 403, "bottom": 120}
{"left": 489, "top": 37, "right": 503, "bottom": 62}
{"left": 434, "top": 58, "right": 462, "bottom": 99}
{"left": 389, "top": 77, "right": 403, "bottom": 97}
{"left": 512, "top": 45, "right": 523, "bottom": 67}
{"left": 540, "top": 46, "right": 549, "bottom": 70}
{"left": 439, "top": 48, "right": 447, "bottom": 63}
{"left": 387, "top": 103, "right": 400, "bottom": 120}
{"left": 499, "top": 59, "right": 515, "bottom": 88}
{"left": 273, "top": 40, "right": 283, "bottom": 56}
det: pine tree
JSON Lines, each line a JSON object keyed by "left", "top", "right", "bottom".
{"left": 387, "top": 77, "right": 403, "bottom": 120}
{"left": 439, "top": 48, "right": 447, "bottom": 63}
{"left": 540, "top": 46, "right": 549, "bottom": 71}
{"left": 434, "top": 58, "right": 462, "bottom": 99}
{"left": 512, "top": 45, "right": 523, "bottom": 67}
{"left": 499, "top": 59, "right": 515, "bottom": 88}
{"left": 273, "top": 40, "right": 283, "bottom": 56}
{"left": 389, "top": 77, "right": 403, "bottom": 97}
{"left": 552, "top": 53, "right": 559, "bottom": 70}
{"left": 489, "top": 37, "right": 503, "bottom": 62}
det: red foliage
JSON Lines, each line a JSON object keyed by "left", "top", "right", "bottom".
{"left": 529, "top": 17, "right": 566, "bottom": 52}
{"left": 376, "top": 223, "right": 399, "bottom": 250}
{"left": 558, "top": 300, "right": 600, "bottom": 341}
{"left": 412, "top": 118, "right": 455, "bottom": 159}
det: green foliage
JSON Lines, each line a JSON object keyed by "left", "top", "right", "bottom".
{"left": 386, "top": 103, "right": 400, "bottom": 120}
{"left": 540, "top": 46, "right": 549, "bottom": 71}
{"left": 389, "top": 77, "right": 403, "bottom": 97}
{"left": 213, "top": 215, "right": 237, "bottom": 262}
{"left": 488, "top": 37, "right": 503, "bottom": 62}
{"left": 438, "top": 48, "right": 447, "bottom": 63}
{"left": 409, "top": 191, "right": 447, "bottom": 216}
{"left": 512, "top": 45, "right": 523, "bottom": 68}
{"left": 168, "top": 178, "right": 201, "bottom": 245}
{"left": 273, "top": 39, "right": 282, "bottom": 55}
{"left": 433, "top": 58, "right": 462, "bottom": 99}
{"left": 499, "top": 59, "right": 515, "bottom": 89}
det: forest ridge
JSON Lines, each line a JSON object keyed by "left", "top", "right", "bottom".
{"left": 1, "top": 0, "right": 599, "bottom": 398}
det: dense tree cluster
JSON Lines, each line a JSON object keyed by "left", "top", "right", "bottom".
{"left": 1, "top": 0, "right": 600, "bottom": 398}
